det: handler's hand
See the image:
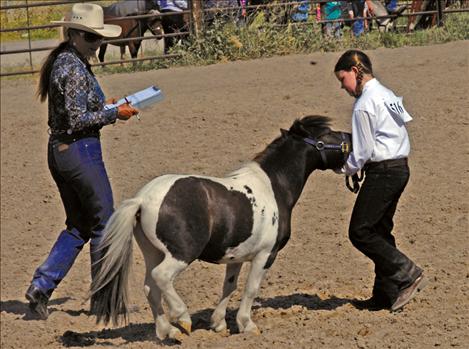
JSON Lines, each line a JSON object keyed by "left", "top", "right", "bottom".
{"left": 333, "top": 166, "right": 345, "bottom": 175}
{"left": 117, "top": 103, "right": 139, "bottom": 120}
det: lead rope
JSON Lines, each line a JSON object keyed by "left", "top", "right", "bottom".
{"left": 346, "top": 170, "right": 364, "bottom": 194}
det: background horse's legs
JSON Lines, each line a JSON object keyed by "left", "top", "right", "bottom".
{"left": 236, "top": 252, "right": 270, "bottom": 334}
{"left": 129, "top": 40, "right": 143, "bottom": 66}
{"left": 98, "top": 43, "right": 107, "bottom": 63}
{"left": 120, "top": 45, "right": 126, "bottom": 61}
{"left": 151, "top": 256, "right": 191, "bottom": 338}
{"left": 210, "top": 263, "right": 243, "bottom": 333}
{"left": 161, "top": 10, "right": 187, "bottom": 54}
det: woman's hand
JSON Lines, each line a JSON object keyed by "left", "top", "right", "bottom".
{"left": 117, "top": 103, "right": 139, "bottom": 120}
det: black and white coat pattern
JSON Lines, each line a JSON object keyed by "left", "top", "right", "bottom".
{"left": 90, "top": 116, "right": 351, "bottom": 341}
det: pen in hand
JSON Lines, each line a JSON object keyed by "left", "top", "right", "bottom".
{"left": 117, "top": 102, "right": 139, "bottom": 121}
{"left": 125, "top": 97, "right": 140, "bottom": 121}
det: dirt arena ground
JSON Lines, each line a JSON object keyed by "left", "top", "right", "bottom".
{"left": 1, "top": 41, "right": 468, "bottom": 349}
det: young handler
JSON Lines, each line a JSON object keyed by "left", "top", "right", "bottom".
{"left": 334, "top": 50, "right": 427, "bottom": 311}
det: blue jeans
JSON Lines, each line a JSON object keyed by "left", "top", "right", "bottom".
{"left": 348, "top": 162, "right": 421, "bottom": 303}
{"left": 31, "top": 136, "right": 114, "bottom": 297}
{"left": 386, "top": 0, "right": 398, "bottom": 12}
{"left": 351, "top": 0, "right": 365, "bottom": 36}
{"left": 352, "top": 19, "right": 364, "bottom": 36}
{"left": 291, "top": 1, "right": 310, "bottom": 22}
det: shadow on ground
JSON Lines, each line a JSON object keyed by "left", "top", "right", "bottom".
{"left": 1, "top": 297, "right": 71, "bottom": 320}
{"left": 56, "top": 293, "right": 351, "bottom": 346}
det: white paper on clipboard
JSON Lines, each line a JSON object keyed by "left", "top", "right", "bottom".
{"left": 104, "top": 86, "right": 164, "bottom": 111}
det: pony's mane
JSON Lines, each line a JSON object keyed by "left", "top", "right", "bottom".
{"left": 254, "top": 115, "right": 332, "bottom": 162}
{"left": 288, "top": 115, "right": 332, "bottom": 138}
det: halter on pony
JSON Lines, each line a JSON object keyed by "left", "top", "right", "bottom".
{"left": 282, "top": 127, "right": 363, "bottom": 193}
{"left": 280, "top": 128, "right": 351, "bottom": 169}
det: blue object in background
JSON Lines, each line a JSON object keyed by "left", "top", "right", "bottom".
{"left": 291, "top": 1, "right": 310, "bottom": 22}
{"left": 352, "top": 18, "right": 364, "bottom": 36}
{"left": 386, "top": 0, "right": 398, "bottom": 12}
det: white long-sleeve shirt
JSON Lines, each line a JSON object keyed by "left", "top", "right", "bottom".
{"left": 344, "top": 78, "right": 413, "bottom": 176}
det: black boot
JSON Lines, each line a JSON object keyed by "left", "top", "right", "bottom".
{"left": 352, "top": 293, "right": 391, "bottom": 311}
{"left": 25, "top": 285, "right": 49, "bottom": 320}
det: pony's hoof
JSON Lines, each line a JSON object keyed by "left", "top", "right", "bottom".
{"left": 178, "top": 320, "right": 192, "bottom": 335}
{"left": 170, "top": 328, "right": 185, "bottom": 342}
{"left": 174, "top": 331, "right": 184, "bottom": 343}
{"left": 211, "top": 321, "right": 227, "bottom": 333}
{"left": 243, "top": 323, "right": 260, "bottom": 335}
{"left": 219, "top": 328, "right": 230, "bottom": 337}
{"left": 156, "top": 326, "right": 183, "bottom": 342}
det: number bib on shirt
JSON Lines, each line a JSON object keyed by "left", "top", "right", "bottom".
{"left": 384, "top": 96, "right": 413, "bottom": 123}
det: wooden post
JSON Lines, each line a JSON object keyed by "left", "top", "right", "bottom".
{"left": 436, "top": 0, "right": 444, "bottom": 27}
{"left": 190, "top": 0, "right": 203, "bottom": 38}
{"left": 25, "top": 0, "right": 33, "bottom": 72}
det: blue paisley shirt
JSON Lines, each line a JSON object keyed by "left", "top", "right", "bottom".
{"left": 48, "top": 46, "right": 117, "bottom": 135}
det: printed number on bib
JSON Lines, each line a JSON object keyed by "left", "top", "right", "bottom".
{"left": 384, "top": 96, "right": 413, "bottom": 123}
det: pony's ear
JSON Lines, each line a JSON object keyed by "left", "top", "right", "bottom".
{"left": 280, "top": 129, "right": 289, "bottom": 137}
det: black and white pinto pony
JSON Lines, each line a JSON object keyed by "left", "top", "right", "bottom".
{"left": 90, "top": 116, "right": 351, "bottom": 341}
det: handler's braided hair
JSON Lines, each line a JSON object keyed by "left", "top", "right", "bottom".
{"left": 334, "top": 50, "right": 373, "bottom": 96}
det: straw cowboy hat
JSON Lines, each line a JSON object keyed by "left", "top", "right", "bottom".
{"left": 52, "top": 3, "right": 121, "bottom": 38}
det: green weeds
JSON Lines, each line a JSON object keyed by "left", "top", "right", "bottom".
{"left": 160, "top": 11, "right": 468, "bottom": 69}
{"left": 1, "top": 3, "right": 468, "bottom": 76}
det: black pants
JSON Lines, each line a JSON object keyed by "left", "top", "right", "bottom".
{"left": 349, "top": 160, "right": 422, "bottom": 304}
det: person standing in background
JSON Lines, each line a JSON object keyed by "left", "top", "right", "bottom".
{"left": 346, "top": 0, "right": 375, "bottom": 36}
{"left": 323, "top": 1, "right": 348, "bottom": 38}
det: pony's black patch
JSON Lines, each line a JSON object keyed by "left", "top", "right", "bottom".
{"left": 156, "top": 177, "right": 254, "bottom": 264}
{"left": 244, "top": 185, "right": 253, "bottom": 194}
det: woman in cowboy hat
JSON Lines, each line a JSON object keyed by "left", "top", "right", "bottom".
{"left": 25, "top": 3, "right": 139, "bottom": 319}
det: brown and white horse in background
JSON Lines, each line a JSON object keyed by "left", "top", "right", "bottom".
{"left": 407, "top": 0, "right": 468, "bottom": 32}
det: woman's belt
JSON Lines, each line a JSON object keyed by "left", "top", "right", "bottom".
{"left": 49, "top": 128, "right": 100, "bottom": 143}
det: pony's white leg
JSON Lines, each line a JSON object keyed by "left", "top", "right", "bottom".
{"left": 210, "top": 263, "right": 243, "bottom": 332}
{"left": 236, "top": 252, "right": 270, "bottom": 334}
{"left": 134, "top": 225, "right": 174, "bottom": 341}
{"left": 152, "top": 256, "right": 191, "bottom": 336}
{"left": 144, "top": 270, "right": 177, "bottom": 341}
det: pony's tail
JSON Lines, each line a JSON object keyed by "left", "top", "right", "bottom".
{"left": 89, "top": 197, "right": 142, "bottom": 326}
